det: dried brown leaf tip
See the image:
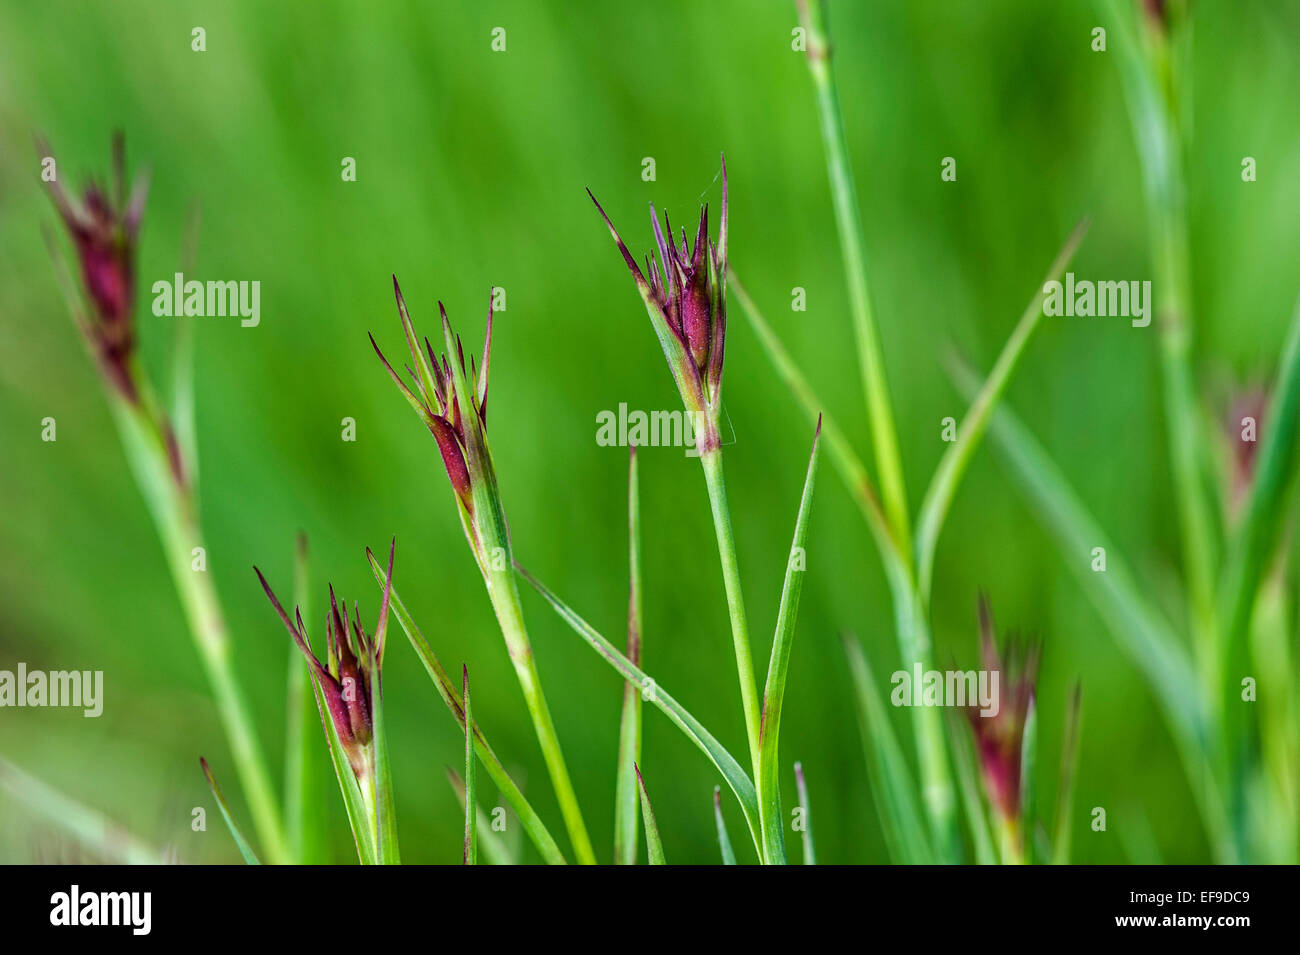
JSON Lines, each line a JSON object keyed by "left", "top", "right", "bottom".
{"left": 966, "top": 595, "right": 1040, "bottom": 824}
{"left": 588, "top": 155, "right": 729, "bottom": 440}
{"left": 255, "top": 538, "right": 395, "bottom": 781}
{"left": 371, "top": 278, "right": 492, "bottom": 517}
{"left": 41, "top": 133, "right": 151, "bottom": 402}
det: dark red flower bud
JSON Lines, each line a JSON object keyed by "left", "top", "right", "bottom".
{"left": 255, "top": 538, "right": 394, "bottom": 782}
{"left": 41, "top": 133, "right": 150, "bottom": 402}
{"left": 371, "top": 279, "right": 492, "bottom": 518}
{"left": 589, "top": 155, "right": 729, "bottom": 426}
{"left": 966, "top": 596, "right": 1039, "bottom": 824}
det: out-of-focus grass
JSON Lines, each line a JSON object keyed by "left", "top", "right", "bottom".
{"left": 1, "top": 0, "right": 1298, "bottom": 862}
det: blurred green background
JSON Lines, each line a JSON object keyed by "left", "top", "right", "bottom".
{"left": 1, "top": 0, "right": 1298, "bottom": 863}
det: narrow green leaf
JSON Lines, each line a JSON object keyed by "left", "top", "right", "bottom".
{"left": 463, "top": 665, "right": 476, "bottom": 865}
{"left": 945, "top": 709, "right": 996, "bottom": 864}
{"left": 447, "top": 769, "right": 515, "bottom": 865}
{"left": 517, "top": 564, "right": 762, "bottom": 853}
{"left": 615, "top": 447, "right": 644, "bottom": 865}
{"left": 757, "top": 419, "right": 821, "bottom": 866}
{"left": 0, "top": 755, "right": 168, "bottom": 865}
{"left": 1219, "top": 296, "right": 1300, "bottom": 669}
{"left": 199, "top": 758, "right": 261, "bottom": 865}
{"left": 797, "top": 0, "right": 910, "bottom": 550}
{"left": 311, "top": 667, "right": 376, "bottom": 865}
{"left": 915, "top": 219, "right": 1089, "bottom": 600}
{"left": 841, "top": 635, "right": 934, "bottom": 864}
{"left": 1052, "top": 684, "right": 1084, "bottom": 865}
{"left": 366, "top": 548, "right": 567, "bottom": 865}
{"left": 794, "top": 762, "right": 816, "bottom": 865}
{"left": 635, "top": 765, "right": 666, "bottom": 865}
{"left": 285, "top": 533, "right": 327, "bottom": 864}
{"left": 729, "top": 269, "right": 901, "bottom": 571}
{"left": 1019, "top": 697, "right": 1038, "bottom": 865}
{"left": 369, "top": 550, "right": 400, "bottom": 866}
{"left": 713, "top": 787, "right": 737, "bottom": 865}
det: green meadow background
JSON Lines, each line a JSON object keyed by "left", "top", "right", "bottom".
{"left": 1, "top": 0, "right": 1298, "bottom": 863}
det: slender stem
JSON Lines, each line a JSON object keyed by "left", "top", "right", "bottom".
{"left": 109, "top": 395, "right": 289, "bottom": 865}
{"left": 484, "top": 566, "right": 597, "bottom": 865}
{"left": 799, "top": 0, "right": 911, "bottom": 554}
{"left": 699, "top": 451, "right": 764, "bottom": 808}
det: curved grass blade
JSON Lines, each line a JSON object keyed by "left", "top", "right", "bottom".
{"left": 1019, "top": 698, "right": 1039, "bottom": 865}
{"left": 517, "top": 564, "right": 761, "bottom": 853}
{"left": 794, "top": 762, "right": 816, "bottom": 865}
{"left": 0, "top": 755, "right": 169, "bottom": 865}
{"left": 1051, "top": 684, "right": 1083, "bottom": 865}
{"left": 914, "top": 218, "right": 1089, "bottom": 600}
{"left": 842, "top": 635, "right": 933, "bottom": 864}
{"left": 199, "top": 758, "right": 261, "bottom": 865}
{"left": 757, "top": 418, "right": 821, "bottom": 865}
{"left": 615, "top": 446, "right": 644, "bottom": 865}
{"left": 370, "top": 551, "right": 400, "bottom": 866}
{"left": 945, "top": 709, "right": 996, "bottom": 864}
{"left": 713, "top": 787, "right": 737, "bottom": 865}
{"left": 635, "top": 765, "right": 666, "bottom": 865}
{"left": 728, "top": 270, "right": 900, "bottom": 569}
{"left": 366, "top": 548, "right": 567, "bottom": 864}
{"left": 463, "top": 665, "right": 476, "bottom": 866}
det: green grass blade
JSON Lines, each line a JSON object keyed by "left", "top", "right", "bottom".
{"left": 794, "top": 761, "right": 816, "bottom": 865}
{"left": 366, "top": 549, "right": 567, "bottom": 865}
{"left": 841, "top": 635, "right": 934, "bottom": 864}
{"left": 914, "top": 219, "right": 1089, "bottom": 600}
{"left": 614, "top": 447, "right": 644, "bottom": 865}
{"left": 729, "top": 269, "right": 902, "bottom": 570}
{"left": 713, "top": 787, "right": 737, "bottom": 865}
{"left": 757, "top": 419, "right": 821, "bottom": 865}
{"left": 635, "top": 766, "right": 666, "bottom": 865}
{"left": 199, "top": 758, "right": 261, "bottom": 865}
{"left": 1218, "top": 296, "right": 1300, "bottom": 666}
{"left": 945, "top": 709, "right": 996, "bottom": 864}
{"left": 1019, "top": 697, "right": 1038, "bottom": 865}
{"left": 0, "top": 755, "right": 169, "bottom": 865}
{"left": 310, "top": 670, "right": 377, "bottom": 865}
{"left": 517, "top": 564, "right": 761, "bottom": 853}
{"left": 447, "top": 769, "right": 514, "bottom": 865}
{"left": 1052, "top": 684, "right": 1083, "bottom": 865}
{"left": 463, "top": 665, "right": 477, "bottom": 865}
{"left": 797, "top": 0, "right": 910, "bottom": 550}
{"left": 285, "top": 533, "right": 328, "bottom": 864}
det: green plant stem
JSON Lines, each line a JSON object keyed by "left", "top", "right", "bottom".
{"left": 699, "top": 451, "right": 764, "bottom": 798}
{"left": 799, "top": 0, "right": 910, "bottom": 553}
{"left": 484, "top": 565, "right": 597, "bottom": 865}
{"left": 109, "top": 393, "right": 288, "bottom": 864}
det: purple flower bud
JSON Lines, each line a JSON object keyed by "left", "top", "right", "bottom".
{"left": 589, "top": 155, "right": 729, "bottom": 427}
{"left": 255, "top": 539, "right": 394, "bottom": 782}
{"left": 41, "top": 133, "right": 150, "bottom": 402}
{"left": 371, "top": 279, "right": 492, "bottom": 516}
{"left": 965, "top": 596, "right": 1039, "bottom": 824}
